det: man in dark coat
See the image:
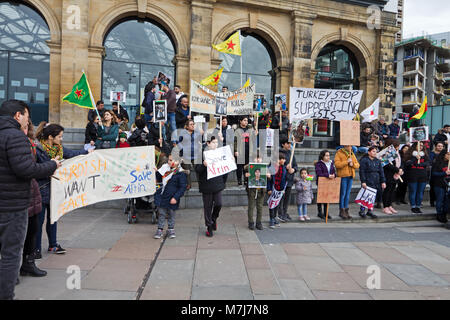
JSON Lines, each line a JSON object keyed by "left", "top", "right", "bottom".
{"left": 0, "top": 100, "right": 59, "bottom": 300}
{"left": 278, "top": 136, "right": 297, "bottom": 222}
{"left": 358, "top": 146, "right": 386, "bottom": 219}
{"left": 87, "top": 100, "right": 105, "bottom": 122}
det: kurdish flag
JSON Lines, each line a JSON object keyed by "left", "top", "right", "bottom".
{"left": 212, "top": 31, "right": 241, "bottom": 56}
{"left": 407, "top": 96, "right": 427, "bottom": 128}
{"left": 62, "top": 72, "right": 95, "bottom": 109}
{"left": 200, "top": 67, "right": 224, "bottom": 86}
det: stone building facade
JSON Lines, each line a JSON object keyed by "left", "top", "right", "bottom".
{"left": 3, "top": 0, "right": 399, "bottom": 129}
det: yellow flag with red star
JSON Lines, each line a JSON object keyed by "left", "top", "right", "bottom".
{"left": 200, "top": 67, "right": 224, "bottom": 86}
{"left": 212, "top": 31, "right": 241, "bottom": 56}
{"left": 62, "top": 72, "right": 95, "bottom": 109}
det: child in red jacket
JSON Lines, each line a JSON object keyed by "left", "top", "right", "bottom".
{"left": 116, "top": 132, "right": 130, "bottom": 148}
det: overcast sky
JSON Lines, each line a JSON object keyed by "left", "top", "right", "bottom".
{"left": 400, "top": 0, "right": 450, "bottom": 38}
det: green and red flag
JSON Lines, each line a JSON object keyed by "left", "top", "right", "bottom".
{"left": 407, "top": 96, "right": 428, "bottom": 128}
{"left": 62, "top": 72, "right": 96, "bottom": 109}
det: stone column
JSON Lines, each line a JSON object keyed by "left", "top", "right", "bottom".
{"left": 291, "top": 10, "right": 316, "bottom": 88}
{"left": 59, "top": 0, "right": 91, "bottom": 128}
{"left": 87, "top": 46, "right": 105, "bottom": 104}
{"left": 173, "top": 54, "right": 190, "bottom": 94}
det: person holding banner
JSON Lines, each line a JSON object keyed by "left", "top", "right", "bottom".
{"left": 315, "top": 150, "right": 336, "bottom": 220}
{"left": 267, "top": 153, "right": 287, "bottom": 229}
{"left": 213, "top": 117, "right": 234, "bottom": 184}
{"left": 87, "top": 100, "right": 105, "bottom": 122}
{"left": 195, "top": 136, "right": 225, "bottom": 237}
{"left": 334, "top": 145, "right": 360, "bottom": 219}
{"left": 278, "top": 137, "right": 297, "bottom": 222}
{"left": 358, "top": 146, "right": 386, "bottom": 219}
{"left": 271, "top": 110, "right": 290, "bottom": 137}
{"left": 34, "top": 122, "right": 89, "bottom": 257}
{"left": 404, "top": 142, "right": 431, "bottom": 214}
{"left": 431, "top": 150, "right": 450, "bottom": 223}
{"left": 96, "top": 110, "right": 119, "bottom": 149}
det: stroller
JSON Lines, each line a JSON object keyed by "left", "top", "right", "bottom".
{"left": 124, "top": 194, "right": 159, "bottom": 224}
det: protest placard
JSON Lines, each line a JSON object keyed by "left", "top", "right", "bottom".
{"left": 289, "top": 87, "right": 363, "bottom": 122}
{"left": 355, "top": 186, "right": 377, "bottom": 210}
{"left": 340, "top": 120, "right": 360, "bottom": 146}
{"left": 316, "top": 177, "right": 341, "bottom": 204}
{"left": 190, "top": 80, "right": 255, "bottom": 115}
{"left": 397, "top": 112, "right": 409, "bottom": 122}
{"left": 377, "top": 145, "right": 399, "bottom": 167}
{"left": 50, "top": 146, "right": 156, "bottom": 223}
{"left": 275, "top": 94, "right": 287, "bottom": 112}
{"left": 409, "top": 126, "right": 429, "bottom": 143}
{"left": 266, "top": 128, "right": 274, "bottom": 147}
{"left": 204, "top": 145, "right": 237, "bottom": 180}
{"left": 110, "top": 91, "right": 126, "bottom": 103}
{"left": 267, "top": 189, "right": 285, "bottom": 209}
{"left": 153, "top": 100, "right": 167, "bottom": 122}
{"left": 254, "top": 94, "right": 265, "bottom": 112}
{"left": 248, "top": 163, "right": 267, "bottom": 188}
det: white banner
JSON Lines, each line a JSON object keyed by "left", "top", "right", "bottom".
{"left": 204, "top": 145, "right": 237, "bottom": 180}
{"left": 267, "top": 189, "right": 285, "bottom": 209}
{"left": 50, "top": 146, "right": 156, "bottom": 223}
{"left": 289, "top": 87, "right": 363, "bottom": 122}
{"left": 354, "top": 186, "right": 377, "bottom": 210}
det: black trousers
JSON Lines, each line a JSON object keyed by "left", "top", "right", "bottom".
{"left": 317, "top": 203, "right": 329, "bottom": 215}
{"left": 279, "top": 186, "right": 292, "bottom": 217}
{"left": 396, "top": 180, "right": 408, "bottom": 202}
{"left": 382, "top": 182, "right": 397, "bottom": 208}
{"left": 202, "top": 192, "right": 222, "bottom": 227}
{"left": 236, "top": 164, "right": 245, "bottom": 183}
{"left": 23, "top": 214, "right": 38, "bottom": 257}
{"left": 429, "top": 180, "right": 436, "bottom": 204}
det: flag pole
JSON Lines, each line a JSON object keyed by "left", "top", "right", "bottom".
{"left": 240, "top": 30, "right": 243, "bottom": 87}
{"left": 83, "top": 69, "right": 104, "bottom": 129}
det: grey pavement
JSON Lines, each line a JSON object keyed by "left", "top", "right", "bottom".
{"left": 9, "top": 201, "right": 450, "bottom": 300}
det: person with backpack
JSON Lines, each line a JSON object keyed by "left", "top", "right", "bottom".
{"left": 128, "top": 118, "right": 148, "bottom": 147}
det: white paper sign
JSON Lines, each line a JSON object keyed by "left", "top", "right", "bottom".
{"left": 204, "top": 145, "right": 237, "bottom": 180}
{"left": 24, "top": 78, "right": 37, "bottom": 87}
{"left": 110, "top": 91, "right": 127, "bottom": 103}
{"left": 194, "top": 115, "right": 205, "bottom": 123}
{"left": 355, "top": 186, "right": 377, "bottom": 210}
{"left": 50, "top": 146, "right": 156, "bottom": 223}
{"left": 266, "top": 128, "right": 274, "bottom": 147}
{"left": 409, "top": 126, "right": 429, "bottom": 143}
{"left": 289, "top": 87, "right": 363, "bottom": 122}
{"left": 267, "top": 188, "right": 285, "bottom": 209}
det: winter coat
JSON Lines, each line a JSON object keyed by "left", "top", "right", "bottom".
{"left": 113, "top": 107, "right": 129, "bottom": 121}
{"left": 376, "top": 122, "right": 390, "bottom": 138}
{"left": 175, "top": 105, "right": 190, "bottom": 129}
{"left": 88, "top": 108, "right": 105, "bottom": 122}
{"left": 0, "top": 116, "right": 57, "bottom": 213}
{"left": 36, "top": 142, "right": 87, "bottom": 204}
{"left": 280, "top": 148, "right": 297, "bottom": 187}
{"left": 128, "top": 128, "right": 148, "bottom": 147}
{"left": 96, "top": 124, "right": 119, "bottom": 149}
{"left": 234, "top": 126, "right": 253, "bottom": 163}
{"left": 433, "top": 130, "right": 449, "bottom": 146}
{"left": 28, "top": 179, "right": 42, "bottom": 217}
{"left": 195, "top": 161, "right": 226, "bottom": 194}
{"left": 212, "top": 125, "right": 234, "bottom": 150}
{"left": 178, "top": 129, "right": 203, "bottom": 163}
{"left": 388, "top": 123, "right": 400, "bottom": 139}
{"left": 270, "top": 115, "right": 290, "bottom": 136}
{"left": 84, "top": 121, "right": 98, "bottom": 144}
{"left": 154, "top": 170, "right": 187, "bottom": 210}
{"left": 360, "top": 131, "right": 371, "bottom": 147}
{"left": 431, "top": 160, "right": 449, "bottom": 189}
{"left": 359, "top": 155, "right": 386, "bottom": 188}
{"left": 315, "top": 160, "right": 336, "bottom": 185}
{"left": 383, "top": 161, "right": 401, "bottom": 185}
{"left": 143, "top": 91, "right": 156, "bottom": 115}
{"left": 334, "top": 148, "right": 360, "bottom": 178}
{"left": 162, "top": 89, "right": 177, "bottom": 113}
{"left": 294, "top": 178, "right": 313, "bottom": 205}
{"left": 404, "top": 153, "right": 430, "bottom": 183}
{"left": 258, "top": 114, "right": 271, "bottom": 129}
{"left": 267, "top": 164, "right": 287, "bottom": 192}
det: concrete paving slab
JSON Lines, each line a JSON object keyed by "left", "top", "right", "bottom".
{"left": 253, "top": 294, "right": 283, "bottom": 300}
{"left": 353, "top": 242, "right": 390, "bottom": 248}
{"left": 278, "top": 279, "right": 315, "bottom": 300}
{"left": 342, "top": 265, "right": 413, "bottom": 291}
{"left": 236, "top": 226, "right": 260, "bottom": 244}
{"left": 390, "top": 245, "right": 450, "bottom": 275}
{"left": 82, "top": 258, "right": 150, "bottom": 291}
{"left": 240, "top": 243, "right": 265, "bottom": 255}
{"left": 193, "top": 249, "right": 248, "bottom": 287}
{"left": 247, "top": 269, "right": 281, "bottom": 295}
{"left": 397, "top": 227, "right": 450, "bottom": 233}
{"left": 357, "top": 246, "right": 418, "bottom": 264}
{"left": 105, "top": 236, "right": 161, "bottom": 260}
{"left": 68, "top": 227, "right": 128, "bottom": 249}
{"left": 290, "top": 255, "right": 345, "bottom": 273}
{"left": 383, "top": 263, "right": 449, "bottom": 287}
{"left": 321, "top": 247, "right": 378, "bottom": 266}
{"left": 411, "top": 286, "right": 450, "bottom": 300}
{"left": 56, "top": 289, "right": 136, "bottom": 300}
{"left": 319, "top": 242, "right": 356, "bottom": 248}
{"left": 163, "top": 227, "right": 200, "bottom": 247}
{"left": 281, "top": 243, "right": 328, "bottom": 257}
{"left": 191, "top": 285, "right": 253, "bottom": 300}
{"left": 38, "top": 248, "right": 107, "bottom": 271}
{"left": 197, "top": 234, "right": 240, "bottom": 250}
{"left": 367, "top": 289, "right": 424, "bottom": 300}
{"left": 243, "top": 254, "right": 271, "bottom": 269}
{"left": 261, "top": 244, "right": 289, "bottom": 264}
{"left": 414, "top": 241, "right": 450, "bottom": 260}
{"left": 300, "top": 270, "right": 365, "bottom": 292}
{"left": 272, "top": 263, "right": 301, "bottom": 280}
{"left": 312, "top": 290, "right": 372, "bottom": 300}
{"left": 140, "top": 259, "right": 194, "bottom": 300}
{"left": 158, "top": 245, "right": 197, "bottom": 260}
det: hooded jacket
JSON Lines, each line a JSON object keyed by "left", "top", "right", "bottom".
{"left": 334, "top": 148, "right": 360, "bottom": 178}
{"left": 0, "top": 116, "right": 57, "bottom": 213}
{"left": 359, "top": 155, "right": 386, "bottom": 188}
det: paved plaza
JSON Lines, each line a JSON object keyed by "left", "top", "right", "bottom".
{"left": 13, "top": 202, "right": 450, "bottom": 300}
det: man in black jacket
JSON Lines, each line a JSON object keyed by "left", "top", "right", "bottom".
{"left": 0, "top": 100, "right": 60, "bottom": 300}
{"left": 87, "top": 100, "right": 105, "bottom": 122}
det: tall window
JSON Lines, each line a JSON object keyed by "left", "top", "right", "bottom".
{"left": 313, "top": 44, "right": 360, "bottom": 136}
{"left": 218, "top": 33, "right": 275, "bottom": 106}
{"left": 102, "top": 19, "right": 175, "bottom": 124}
{"left": 0, "top": 1, "right": 50, "bottom": 124}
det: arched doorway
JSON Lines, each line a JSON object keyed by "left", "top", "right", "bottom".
{"left": 218, "top": 32, "right": 276, "bottom": 106}
{"left": 0, "top": 1, "right": 50, "bottom": 125}
{"left": 313, "top": 44, "right": 360, "bottom": 136}
{"left": 102, "top": 18, "right": 176, "bottom": 124}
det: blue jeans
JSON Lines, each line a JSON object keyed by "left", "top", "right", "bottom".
{"left": 408, "top": 182, "right": 427, "bottom": 208}
{"left": 339, "top": 177, "right": 353, "bottom": 209}
{"left": 158, "top": 207, "right": 176, "bottom": 230}
{"left": 36, "top": 204, "right": 57, "bottom": 250}
{"left": 297, "top": 204, "right": 308, "bottom": 216}
{"left": 434, "top": 186, "right": 447, "bottom": 214}
{"left": 167, "top": 112, "right": 177, "bottom": 143}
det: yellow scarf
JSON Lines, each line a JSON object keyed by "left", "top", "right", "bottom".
{"left": 40, "top": 140, "right": 63, "bottom": 160}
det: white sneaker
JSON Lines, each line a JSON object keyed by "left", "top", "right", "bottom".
{"left": 304, "top": 215, "right": 311, "bottom": 221}
{"left": 299, "top": 216, "right": 305, "bottom": 221}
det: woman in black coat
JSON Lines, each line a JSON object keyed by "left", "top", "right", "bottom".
{"left": 380, "top": 140, "right": 403, "bottom": 215}
{"left": 195, "top": 136, "right": 225, "bottom": 237}
{"left": 431, "top": 150, "right": 450, "bottom": 223}
{"left": 84, "top": 115, "right": 98, "bottom": 150}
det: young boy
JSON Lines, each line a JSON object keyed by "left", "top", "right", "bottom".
{"left": 267, "top": 153, "right": 287, "bottom": 229}
{"left": 116, "top": 132, "right": 130, "bottom": 148}
{"left": 154, "top": 154, "right": 187, "bottom": 239}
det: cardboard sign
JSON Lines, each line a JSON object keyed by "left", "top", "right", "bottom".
{"left": 50, "top": 146, "right": 156, "bottom": 223}
{"left": 110, "top": 91, "right": 126, "bottom": 103}
{"left": 248, "top": 163, "right": 267, "bottom": 189}
{"left": 316, "top": 177, "right": 341, "bottom": 204}
{"left": 267, "top": 188, "right": 285, "bottom": 209}
{"left": 377, "top": 145, "right": 399, "bottom": 167}
{"left": 409, "top": 126, "right": 429, "bottom": 143}
{"left": 340, "top": 120, "right": 360, "bottom": 146}
{"left": 254, "top": 94, "right": 265, "bottom": 112}
{"left": 190, "top": 79, "right": 255, "bottom": 115}
{"left": 289, "top": 87, "right": 363, "bottom": 122}
{"left": 355, "top": 186, "right": 377, "bottom": 210}
{"left": 204, "top": 145, "right": 237, "bottom": 180}
{"left": 153, "top": 100, "right": 167, "bottom": 122}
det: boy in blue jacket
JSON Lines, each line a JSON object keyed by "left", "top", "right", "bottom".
{"left": 267, "top": 153, "right": 287, "bottom": 229}
{"left": 154, "top": 154, "right": 187, "bottom": 239}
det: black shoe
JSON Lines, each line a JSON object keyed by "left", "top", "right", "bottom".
{"left": 212, "top": 220, "right": 217, "bottom": 231}
{"left": 206, "top": 226, "right": 213, "bottom": 237}
{"left": 248, "top": 222, "right": 255, "bottom": 230}
{"left": 278, "top": 216, "right": 287, "bottom": 223}
{"left": 317, "top": 213, "right": 326, "bottom": 220}
{"left": 20, "top": 255, "right": 47, "bottom": 277}
{"left": 437, "top": 213, "right": 448, "bottom": 223}
{"left": 327, "top": 215, "right": 333, "bottom": 220}
{"left": 34, "top": 249, "right": 42, "bottom": 260}
{"left": 255, "top": 222, "right": 263, "bottom": 230}
{"left": 359, "top": 210, "right": 366, "bottom": 218}
{"left": 285, "top": 214, "right": 292, "bottom": 222}
{"left": 416, "top": 208, "right": 423, "bottom": 214}
{"left": 411, "top": 208, "right": 418, "bottom": 214}
{"left": 48, "top": 244, "right": 66, "bottom": 254}
{"left": 366, "top": 211, "right": 377, "bottom": 219}
{"left": 375, "top": 202, "right": 381, "bottom": 209}
{"left": 237, "top": 181, "right": 242, "bottom": 186}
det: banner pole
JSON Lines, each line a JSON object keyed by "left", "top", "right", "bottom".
{"left": 159, "top": 122, "right": 162, "bottom": 148}
{"left": 240, "top": 30, "right": 243, "bottom": 87}
{"left": 325, "top": 204, "right": 329, "bottom": 224}
{"left": 289, "top": 142, "right": 296, "bottom": 167}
